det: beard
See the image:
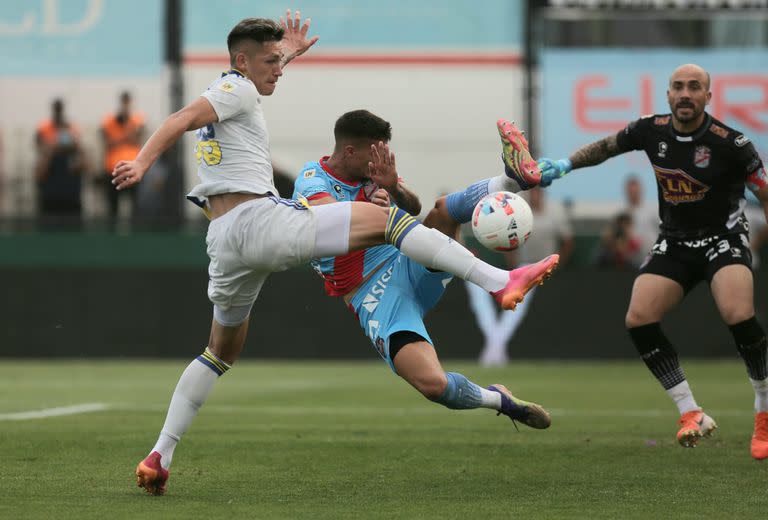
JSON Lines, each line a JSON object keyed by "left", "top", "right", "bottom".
{"left": 672, "top": 103, "right": 701, "bottom": 123}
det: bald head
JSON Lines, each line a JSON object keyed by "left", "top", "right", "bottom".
{"left": 667, "top": 63, "right": 711, "bottom": 130}
{"left": 669, "top": 63, "right": 710, "bottom": 91}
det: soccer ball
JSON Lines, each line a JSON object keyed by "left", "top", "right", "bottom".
{"left": 471, "top": 191, "right": 533, "bottom": 251}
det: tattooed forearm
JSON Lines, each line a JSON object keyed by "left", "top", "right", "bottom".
{"left": 391, "top": 184, "right": 422, "bottom": 216}
{"left": 569, "top": 135, "right": 622, "bottom": 169}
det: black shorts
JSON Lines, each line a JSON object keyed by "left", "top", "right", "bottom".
{"left": 639, "top": 233, "right": 752, "bottom": 293}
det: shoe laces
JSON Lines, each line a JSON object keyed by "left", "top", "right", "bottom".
{"left": 496, "top": 410, "right": 520, "bottom": 432}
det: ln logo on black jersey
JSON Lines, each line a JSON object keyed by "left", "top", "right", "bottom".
{"left": 658, "top": 142, "right": 668, "bottom": 158}
{"left": 694, "top": 145, "right": 711, "bottom": 168}
{"left": 652, "top": 165, "right": 710, "bottom": 205}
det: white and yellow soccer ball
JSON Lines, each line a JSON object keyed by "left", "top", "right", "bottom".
{"left": 471, "top": 191, "right": 533, "bottom": 252}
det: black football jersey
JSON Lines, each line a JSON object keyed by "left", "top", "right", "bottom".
{"left": 616, "top": 113, "right": 764, "bottom": 239}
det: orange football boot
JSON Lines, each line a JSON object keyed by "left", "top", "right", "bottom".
{"left": 751, "top": 412, "right": 768, "bottom": 460}
{"left": 136, "top": 451, "right": 170, "bottom": 495}
{"left": 676, "top": 409, "right": 717, "bottom": 448}
{"left": 493, "top": 254, "right": 560, "bottom": 311}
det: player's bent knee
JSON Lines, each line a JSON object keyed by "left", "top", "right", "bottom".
{"left": 625, "top": 306, "right": 661, "bottom": 328}
{"left": 213, "top": 304, "right": 253, "bottom": 327}
{"left": 720, "top": 306, "right": 755, "bottom": 326}
{"left": 411, "top": 373, "right": 448, "bottom": 400}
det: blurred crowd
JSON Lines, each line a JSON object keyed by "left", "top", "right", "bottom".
{"left": 28, "top": 93, "right": 159, "bottom": 230}
{"left": 0, "top": 94, "right": 300, "bottom": 232}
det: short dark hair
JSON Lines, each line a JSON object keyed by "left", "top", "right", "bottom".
{"left": 334, "top": 110, "right": 392, "bottom": 145}
{"left": 227, "top": 18, "right": 284, "bottom": 63}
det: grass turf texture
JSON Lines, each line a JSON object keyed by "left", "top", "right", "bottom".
{"left": 1, "top": 360, "right": 766, "bottom": 519}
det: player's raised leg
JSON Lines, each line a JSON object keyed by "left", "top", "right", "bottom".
{"left": 313, "top": 201, "right": 557, "bottom": 311}
{"left": 625, "top": 273, "right": 716, "bottom": 447}
{"left": 710, "top": 264, "right": 768, "bottom": 459}
{"left": 391, "top": 334, "right": 550, "bottom": 429}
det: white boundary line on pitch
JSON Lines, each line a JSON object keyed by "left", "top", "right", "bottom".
{"left": 0, "top": 403, "right": 110, "bottom": 421}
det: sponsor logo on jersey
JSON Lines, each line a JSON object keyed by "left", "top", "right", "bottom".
{"left": 734, "top": 134, "right": 750, "bottom": 147}
{"left": 303, "top": 169, "right": 316, "bottom": 178}
{"left": 709, "top": 124, "right": 729, "bottom": 139}
{"left": 694, "top": 145, "right": 711, "bottom": 168}
{"left": 361, "top": 265, "right": 394, "bottom": 312}
{"left": 658, "top": 141, "right": 668, "bottom": 158}
{"left": 682, "top": 236, "right": 716, "bottom": 248}
{"left": 652, "top": 165, "right": 710, "bottom": 204}
{"left": 654, "top": 116, "right": 670, "bottom": 126}
{"left": 333, "top": 184, "right": 342, "bottom": 194}
{"left": 219, "top": 82, "right": 235, "bottom": 92}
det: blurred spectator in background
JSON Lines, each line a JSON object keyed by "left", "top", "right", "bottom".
{"left": 467, "top": 187, "right": 574, "bottom": 366}
{"left": 34, "top": 98, "right": 85, "bottom": 228}
{"left": 624, "top": 174, "right": 659, "bottom": 260}
{"left": 101, "top": 91, "right": 145, "bottom": 227}
{"left": 595, "top": 212, "right": 642, "bottom": 269}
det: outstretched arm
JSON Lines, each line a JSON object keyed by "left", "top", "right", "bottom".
{"left": 538, "top": 134, "right": 624, "bottom": 187}
{"left": 568, "top": 134, "right": 623, "bottom": 169}
{"left": 112, "top": 97, "right": 217, "bottom": 190}
{"left": 279, "top": 9, "right": 319, "bottom": 68}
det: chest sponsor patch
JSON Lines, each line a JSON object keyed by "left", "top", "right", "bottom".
{"left": 652, "top": 165, "right": 710, "bottom": 205}
{"left": 694, "top": 145, "right": 711, "bottom": 168}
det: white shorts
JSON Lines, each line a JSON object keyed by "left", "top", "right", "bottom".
{"left": 206, "top": 196, "right": 317, "bottom": 310}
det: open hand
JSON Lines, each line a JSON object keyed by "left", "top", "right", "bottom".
{"left": 368, "top": 141, "right": 398, "bottom": 191}
{"left": 279, "top": 9, "right": 319, "bottom": 65}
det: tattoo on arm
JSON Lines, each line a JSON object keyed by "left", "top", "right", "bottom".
{"left": 569, "top": 135, "right": 622, "bottom": 170}
{"left": 391, "top": 185, "right": 422, "bottom": 216}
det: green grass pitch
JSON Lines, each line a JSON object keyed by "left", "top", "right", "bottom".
{"left": 1, "top": 360, "right": 766, "bottom": 519}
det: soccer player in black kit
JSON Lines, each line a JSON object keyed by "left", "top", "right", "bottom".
{"left": 538, "top": 64, "right": 768, "bottom": 459}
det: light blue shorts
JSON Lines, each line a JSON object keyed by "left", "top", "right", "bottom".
{"left": 349, "top": 254, "right": 453, "bottom": 370}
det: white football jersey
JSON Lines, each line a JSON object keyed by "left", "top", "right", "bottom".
{"left": 187, "top": 70, "right": 276, "bottom": 207}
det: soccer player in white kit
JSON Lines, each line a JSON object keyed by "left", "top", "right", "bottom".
{"left": 112, "top": 12, "right": 559, "bottom": 495}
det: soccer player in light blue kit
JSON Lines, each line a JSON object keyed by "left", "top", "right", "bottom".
{"left": 294, "top": 110, "right": 558, "bottom": 427}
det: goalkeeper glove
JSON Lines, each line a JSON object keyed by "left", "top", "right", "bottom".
{"left": 537, "top": 158, "right": 572, "bottom": 187}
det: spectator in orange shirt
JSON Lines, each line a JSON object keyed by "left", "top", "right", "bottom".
{"left": 101, "top": 91, "right": 145, "bottom": 226}
{"left": 35, "top": 98, "right": 86, "bottom": 228}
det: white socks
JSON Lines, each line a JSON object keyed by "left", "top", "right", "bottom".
{"left": 150, "top": 355, "right": 228, "bottom": 469}
{"left": 666, "top": 380, "right": 699, "bottom": 415}
{"left": 751, "top": 378, "right": 768, "bottom": 413}
{"left": 399, "top": 226, "right": 508, "bottom": 292}
{"left": 488, "top": 174, "right": 523, "bottom": 195}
